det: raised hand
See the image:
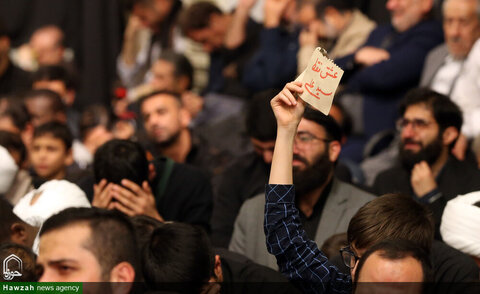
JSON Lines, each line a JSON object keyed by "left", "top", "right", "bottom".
{"left": 264, "top": 0, "right": 292, "bottom": 28}
{"left": 270, "top": 81, "right": 306, "bottom": 130}
{"left": 269, "top": 81, "right": 305, "bottom": 185}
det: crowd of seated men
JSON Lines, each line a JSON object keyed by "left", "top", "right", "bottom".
{"left": 1, "top": 0, "right": 479, "bottom": 292}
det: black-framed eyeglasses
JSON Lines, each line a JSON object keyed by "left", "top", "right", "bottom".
{"left": 339, "top": 246, "right": 360, "bottom": 269}
{"left": 396, "top": 118, "right": 433, "bottom": 131}
{"left": 295, "top": 131, "right": 332, "bottom": 145}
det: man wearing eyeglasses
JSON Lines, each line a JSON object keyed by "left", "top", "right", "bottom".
{"left": 264, "top": 82, "right": 478, "bottom": 293}
{"left": 373, "top": 88, "right": 480, "bottom": 233}
{"left": 229, "top": 99, "right": 375, "bottom": 270}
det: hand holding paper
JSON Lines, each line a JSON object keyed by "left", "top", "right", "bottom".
{"left": 295, "top": 47, "right": 344, "bottom": 115}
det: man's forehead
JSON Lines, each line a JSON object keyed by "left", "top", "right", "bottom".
{"left": 153, "top": 59, "right": 175, "bottom": 72}
{"left": 404, "top": 103, "right": 435, "bottom": 118}
{"left": 142, "top": 94, "right": 179, "bottom": 109}
{"left": 444, "top": 0, "right": 478, "bottom": 13}
{"left": 39, "top": 223, "right": 92, "bottom": 258}
{"left": 298, "top": 118, "right": 327, "bottom": 134}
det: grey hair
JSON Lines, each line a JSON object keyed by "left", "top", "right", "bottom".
{"left": 442, "top": 0, "right": 480, "bottom": 20}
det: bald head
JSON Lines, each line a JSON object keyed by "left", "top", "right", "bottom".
{"left": 30, "top": 25, "right": 65, "bottom": 66}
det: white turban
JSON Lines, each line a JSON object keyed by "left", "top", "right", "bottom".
{"left": 13, "top": 179, "right": 91, "bottom": 227}
{"left": 440, "top": 191, "right": 480, "bottom": 258}
{"left": 0, "top": 145, "right": 18, "bottom": 194}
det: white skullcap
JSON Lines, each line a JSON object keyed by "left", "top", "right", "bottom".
{"left": 0, "top": 145, "right": 18, "bottom": 194}
{"left": 13, "top": 179, "right": 91, "bottom": 227}
{"left": 440, "top": 191, "right": 480, "bottom": 258}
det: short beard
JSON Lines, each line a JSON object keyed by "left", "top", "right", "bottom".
{"left": 399, "top": 135, "right": 443, "bottom": 171}
{"left": 154, "top": 130, "right": 182, "bottom": 149}
{"left": 293, "top": 151, "right": 333, "bottom": 197}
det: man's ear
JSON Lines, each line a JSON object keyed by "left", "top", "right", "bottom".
{"left": 175, "top": 76, "right": 190, "bottom": 93}
{"left": 328, "top": 140, "right": 342, "bottom": 162}
{"left": 180, "top": 107, "right": 192, "bottom": 128}
{"left": 21, "top": 123, "right": 34, "bottom": 152}
{"left": 209, "top": 255, "right": 223, "bottom": 283}
{"left": 64, "top": 90, "right": 76, "bottom": 107}
{"left": 64, "top": 148, "right": 74, "bottom": 166}
{"left": 10, "top": 223, "right": 29, "bottom": 246}
{"left": 442, "top": 126, "right": 459, "bottom": 146}
{"left": 110, "top": 261, "right": 135, "bottom": 283}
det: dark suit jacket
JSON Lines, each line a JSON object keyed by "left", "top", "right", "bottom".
{"left": 230, "top": 178, "right": 375, "bottom": 269}
{"left": 336, "top": 20, "right": 444, "bottom": 137}
{"left": 373, "top": 156, "right": 480, "bottom": 235}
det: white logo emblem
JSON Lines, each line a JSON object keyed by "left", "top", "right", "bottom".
{"left": 3, "top": 254, "right": 22, "bottom": 280}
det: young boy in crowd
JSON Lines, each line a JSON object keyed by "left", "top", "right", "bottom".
{"left": 29, "top": 121, "right": 73, "bottom": 184}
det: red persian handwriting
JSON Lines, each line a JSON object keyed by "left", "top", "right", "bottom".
{"left": 320, "top": 66, "right": 338, "bottom": 79}
{"left": 312, "top": 58, "right": 322, "bottom": 72}
{"left": 305, "top": 80, "right": 333, "bottom": 99}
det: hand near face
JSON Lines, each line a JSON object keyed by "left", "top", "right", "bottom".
{"left": 410, "top": 161, "right": 438, "bottom": 197}
{"left": 124, "top": 15, "right": 143, "bottom": 40}
{"left": 92, "top": 179, "right": 114, "bottom": 209}
{"left": 354, "top": 47, "right": 391, "bottom": 67}
{"left": 264, "top": 0, "right": 292, "bottom": 28}
{"left": 271, "top": 81, "right": 305, "bottom": 130}
{"left": 108, "top": 180, "right": 164, "bottom": 222}
{"left": 299, "top": 24, "right": 318, "bottom": 47}
{"left": 181, "top": 91, "right": 204, "bottom": 119}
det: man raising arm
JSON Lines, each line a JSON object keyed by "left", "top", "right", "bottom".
{"left": 266, "top": 82, "right": 351, "bottom": 293}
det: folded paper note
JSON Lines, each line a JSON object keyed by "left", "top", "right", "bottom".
{"left": 295, "top": 47, "right": 344, "bottom": 115}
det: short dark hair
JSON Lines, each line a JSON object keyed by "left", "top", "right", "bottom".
{"left": 0, "top": 243, "right": 38, "bottom": 282}
{"left": 94, "top": 139, "right": 149, "bottom": 186}
{"left": 399, "top": 88, "right": 463, "bottom": 134}
{"left": 33, "top": 121, "right": 73, "bottom": 150}
{"left": 158, "top": 50, "right": 194, "bottom": 90}
{"left": 39, "top": 207, "right": 140, "bottom": 281}
{"left": 303, "top": 107, "right": 343, "bottom": 142}
{"left": 23, "top": 89, "right": 66, "bottom": 115}
{"left": 32, "top": 65, "right": 76, "bottom": 90}
{"left": 0, "top": 198, "right": 26, "bottom": 244}
{"left": 79, "top": 104, "right": 113, "bottom": 141}
{"left": 142, "top": 222, "right": 212, "bottom": 293}
{"left": 130, "top": 215, "right": 163, "bottom": 252}
{"left": 315, "top": 0, "right": 355, "bottom": 17}
{"left": 179, "top": 2, "right": 222, "bottom": 35}
{"left": 0, "top": 130, "right": 26, "bottom": 164}
{"left": 246, "top": 89, "right": 278, "bottom": 141}
{"left": 354, "top": 240, "right": 433, "bottom": 284}
{"left": 0, "top": 97, "right": 31, "bottom": 131}
{"left": 347, "top": 194, "right": 434, "bottom": 252}
{"left": 138, "top": 90, "right": 182, "bottom": 112}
